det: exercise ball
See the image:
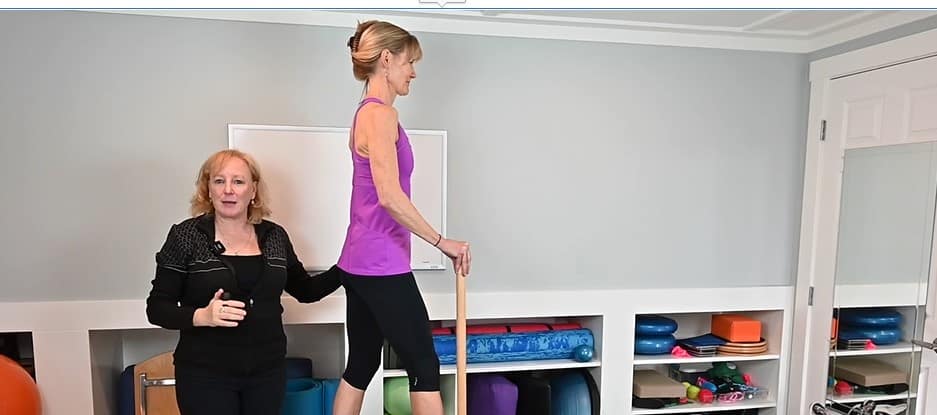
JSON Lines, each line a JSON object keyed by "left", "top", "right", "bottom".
{"left": 384, "top": 377, "right": 412, "bottom": 415}
{"left": 572, "top": 345, "right": 594, "bottom": 362}
{"left": 0, "top": 355, "right": 41, "bottom": 415}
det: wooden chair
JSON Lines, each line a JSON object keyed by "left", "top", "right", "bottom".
{"left": 133, "top": 351, "right": 179, "bottom": 415}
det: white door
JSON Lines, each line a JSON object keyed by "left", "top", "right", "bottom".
{"left": 911, "top": 56, "right": 937, "bottom": 415}
{"left": 831, "top": 56, "right": 937, "bottom": 151}
{"left": 808, "top": 55, "right": 937, "bottom": 414}
{"left": 915, "top": 259, "right": 937, "bottom": 414}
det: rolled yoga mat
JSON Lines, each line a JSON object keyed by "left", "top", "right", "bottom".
{"left": 118, "top": 365, "right": 135, "bottom": 415}
{"left": 281, "top": 378, "right": 323, "bottom": 415}
{"left": 320, "top": 378, "right": 339, "bottom": 415}
{"left": 434, "top": 328, "right": 595, "bottom": 364}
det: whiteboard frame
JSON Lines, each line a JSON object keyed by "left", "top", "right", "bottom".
{"left": 227, "top": 123, "right": 448, "bottom": 271}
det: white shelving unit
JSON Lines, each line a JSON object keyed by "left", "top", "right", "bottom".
{"left": 826, "top": 303, "right": 924, "bottom": 413}
{"left": 630, "top": 309, "right": 787, "bottom": 415}
{"left": 382, "top": 314, "right": 604, "bottom": 415}
{"left": 0, "top": 286, "right": 794, "bottom": 415}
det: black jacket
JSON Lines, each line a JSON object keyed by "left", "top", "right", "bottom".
{"left": 146, "top": 214, "right": 341, "bottom": 375}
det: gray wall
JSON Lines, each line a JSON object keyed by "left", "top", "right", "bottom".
{"left": 0, "top": 11, "right": 809, "bottom": 301}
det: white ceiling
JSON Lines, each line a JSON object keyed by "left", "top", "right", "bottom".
{"left": 97, "top": 9, "right": 937, "bottom": 53}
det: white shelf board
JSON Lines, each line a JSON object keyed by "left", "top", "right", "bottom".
{"left": 632, "top": 397, "right": 776, "bottom": 414}
{"left": 829, "top": 342, "right": 915, "bottom": 357}
{"left": 633, "top": 353, "right": 780, "bottom": 366}
{"left": 383, "top": 359, "right": 601, "bottom": 378}
{"left": 828, "top": 391, "right": 917, "bottom": 404}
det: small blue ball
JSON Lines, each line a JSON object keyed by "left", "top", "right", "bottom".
{"left": 572, "top": 345, "right": 594, "bottom": 362}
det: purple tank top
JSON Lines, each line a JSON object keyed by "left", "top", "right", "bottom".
{"left": 337, "top": 97, "right": 415, "bottom": 276}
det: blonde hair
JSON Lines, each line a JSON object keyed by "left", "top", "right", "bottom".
{"left": 190, "top": 149, "right": 271, "bottom": 224}
{"left": 347, "top": 20, "right": 422, "bottom": 82}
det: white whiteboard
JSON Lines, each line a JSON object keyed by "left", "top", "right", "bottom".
{"left": 228, "top": 124, "right": 447, "bottom": 271}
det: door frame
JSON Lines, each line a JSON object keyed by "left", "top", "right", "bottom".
{"left": 789, "top": 27, "right": 937, "bottom": 412}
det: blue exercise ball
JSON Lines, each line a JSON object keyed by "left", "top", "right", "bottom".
{"left": 572, "top": 345, "right": 594, "bottom": 362}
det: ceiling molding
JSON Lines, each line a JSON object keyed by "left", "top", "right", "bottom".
{"left": 89, "top": 9, "right": 937, "bottom": 53}
{"left": 806, "top": 10, "right": 937, "bottom": 51}
{"left": 739, "top": 10, "right": 793, "bottom": 32}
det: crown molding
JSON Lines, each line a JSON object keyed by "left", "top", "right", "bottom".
{"left": 88, "top": 9, "right": 937, "bottom": 53}
{"left": 806, "top": 10, "right": 937, "bottom": 51}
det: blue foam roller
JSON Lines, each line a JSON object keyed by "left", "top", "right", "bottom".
{"left": 281, "top": 378, "right": 323, "bottom": 415}
{"left": 635, "top": 315, "right": 678, "bottom": 335}
{"left": 550, "top": 371, "right": 592, "bottom": 415}
{"left": 839, "top": 309, "right": 903, "bottom": 328}
{"left": 117, "top": 365, "right": 135, "bottom": 415}
{"left": 634, "top": 335, "right": 676, "bottom": 355}
{"left": 285, "top": 357, "right": 314, "bottom": 379}
{"left": 468, "top": 374, "right": 518, "bottom": 415}
{"left": 320, "top": 378, "right": 339, "bottom": 415}
{"left": 434, "top": 329, "right": 594, "bottom": 365}
{"left": 839, "top": 327, "right": 902, "bottom": 345}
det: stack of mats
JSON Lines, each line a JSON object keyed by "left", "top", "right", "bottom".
{"left": 677, "top": 334, "right": 724, "bottom": 357}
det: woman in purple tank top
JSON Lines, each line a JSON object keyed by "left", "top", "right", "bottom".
{"left": 332, "top": 21, "right": 472, "bottom": 415}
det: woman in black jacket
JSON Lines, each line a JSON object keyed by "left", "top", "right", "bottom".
{"left": 146, "top": 149, "right": 341, "bottom": 414}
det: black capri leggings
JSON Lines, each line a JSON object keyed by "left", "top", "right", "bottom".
{"left": 339, "top": 269, "right": 440, "bottom": 392}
